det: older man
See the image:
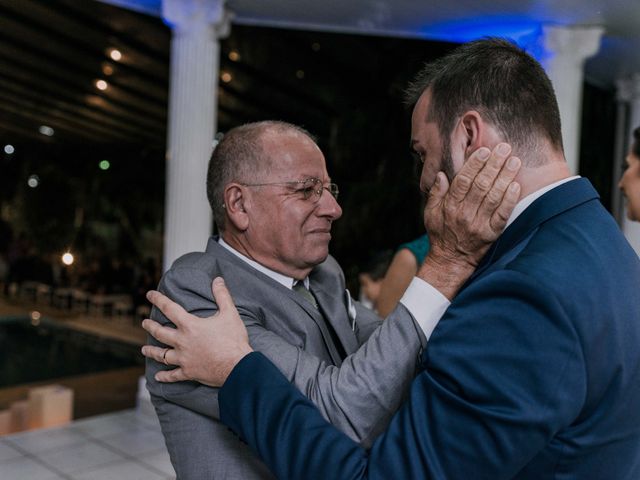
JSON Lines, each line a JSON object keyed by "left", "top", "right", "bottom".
{"left": 146, "top": 39, "right": 640, "bottom": 479}
{"left": 145, "top": 120, "right": 519, "bottom": 479}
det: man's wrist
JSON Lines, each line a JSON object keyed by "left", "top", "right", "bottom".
{"left": 417, "top": 252, "right": 476, "bottom": 300}
{"left": 220, "top": 345, "right": 254, "bottom": 386}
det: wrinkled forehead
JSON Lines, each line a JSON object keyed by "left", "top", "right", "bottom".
{"left": 260, "top": 129, "right": 327, "bottom": 177}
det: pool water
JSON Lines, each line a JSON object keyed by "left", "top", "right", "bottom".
{"left": 0, "top": 317, "right": 142, "bottom": 387}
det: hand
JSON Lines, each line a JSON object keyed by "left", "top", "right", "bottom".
{"left": 141, "top": 277, "right": 253, "bottom": 387}
{"left": 420, "top": 143, "right": 521, "bottom": 299}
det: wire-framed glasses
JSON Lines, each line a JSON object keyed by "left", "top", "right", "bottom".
{"left": 241, "top": 177, "right": 339, "bottom": 201}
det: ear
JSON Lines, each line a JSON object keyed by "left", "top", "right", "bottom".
{"left": 223, "top": 183, "right": 249, "bottom": 231}
{"left": 457, "top": 110, "right": 484, "bottom": 157}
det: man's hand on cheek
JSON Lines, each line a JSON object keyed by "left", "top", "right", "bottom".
{"left": 419, "top": 143, "right": 521, "bottom": 299}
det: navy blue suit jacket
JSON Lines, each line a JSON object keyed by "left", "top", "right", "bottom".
{"left": 219, "top": 178, "right": 640, "bottom": 479}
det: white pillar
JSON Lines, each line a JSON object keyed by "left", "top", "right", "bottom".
{"left": 617, "top": 74, "right": 640, "bottom": 256}
{"left": 162, "top": 0, "right": 231, "bottom": 270}
{"left": 540, "top": 25, "right": 603, "bottom": 175}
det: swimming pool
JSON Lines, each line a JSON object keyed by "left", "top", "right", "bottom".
{"left": 0, "top": 316, "right": 142, "bottom": 388}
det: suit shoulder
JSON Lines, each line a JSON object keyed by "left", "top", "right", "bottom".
{"left": 161, "top": 248, "right": 228, "bottom": 288}
{"left": 315, "top": 254, "right": 344, "bottom": 277}
{"left": 170, "top": 250, "right": 212, "bottom": 270}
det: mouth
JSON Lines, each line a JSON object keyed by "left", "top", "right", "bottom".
{"left": 308, "top": 229, "right": 332, "bottom": 237}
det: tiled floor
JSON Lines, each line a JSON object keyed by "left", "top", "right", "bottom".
{"left": 0, "top": 408, "right": 175, "bottom": 479}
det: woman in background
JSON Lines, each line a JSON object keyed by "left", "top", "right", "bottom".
{"left": 375, "top": 234, "right": 429, "bottom": 318}
{"left": 619, "top": 126, "right": 640, "bottom": 222}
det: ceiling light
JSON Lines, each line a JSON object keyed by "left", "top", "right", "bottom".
{"left": 95, "top": 79, "right": 108, "bottom": 91}
{"left": 102, "top": 63, "right": 114, "bottom": 75}
{"left": 4, "top": 144, "right": 14, "bottom": 154}
{"left": 27, "top": 174, "right": 40, "bottom": 188}
{"left": 296, "top": 69, "right": 305, "bottom": 79}
{"left": 311, "top": 42, "right": 321, "bottom": 52}
{"left": 228, "top": 50, "right": 240, "bottom": 62}
{"left": 39, "top": 125, "right": 54, "bottom": 136}
{"left": 62, "top": 252, "right": 74, "bottom": 266}
{"left": 221, "top": 72, "right": 232, "bottom": 83}
{"left": 109, "top": 48, "right": 122, "bottom": 61}
{"left": 99, "top": 160, "right": 110, "bottom": 170}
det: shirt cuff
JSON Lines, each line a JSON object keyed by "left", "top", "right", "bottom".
{"left": 400, "top": 277, "right": 450, "bottom": 340}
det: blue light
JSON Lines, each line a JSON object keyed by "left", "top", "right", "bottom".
{"left": 98, "top": 0, "right": 160, "bottom": 17}
{"left": 418, "top": 15, "right": 545, "bottom": 57}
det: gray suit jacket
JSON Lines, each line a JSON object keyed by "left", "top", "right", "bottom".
{"left": 146, "top": 237, "right": 426, "bottom": 479}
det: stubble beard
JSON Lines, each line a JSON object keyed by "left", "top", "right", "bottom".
{"left": 440, "top": 138, "right": 456, "bottom": 184}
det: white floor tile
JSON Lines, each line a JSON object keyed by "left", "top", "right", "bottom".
{"left": 101, "top": 428, "right": 167, "bottom": 456}
{"left": 37, "top": 441, "right": 123, "bottom": 474}
{"left": 136, "top": 412, "right": 163, "bottom": 432}
{"left": 0, "top": 440, "right": 24, "bottom": 463}
{"left": 138, "top": 448, "right": 176, "bottom": 477}
{"left": 4, "top": 426, "right": 87, "bottom": 454}
{"left": 0, "top": 409, "right": 177, "bottom": 479}
{"left": 0, "top": 456, "right": 65, "bottom": 479}
{"left": 70, "top": 413, "right": 145, "bottom": 439}
{"left": 69, "top": 459, "right": 168, "bottom": 480}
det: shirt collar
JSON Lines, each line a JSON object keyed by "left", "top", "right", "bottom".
{"left": 505, "top": 176, "right": 580, "bottom": 228}
{"left": 218, "top": 237, "right": 309, "bottom": 290}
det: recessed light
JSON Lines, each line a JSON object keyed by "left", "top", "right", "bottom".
{"left": 39, "top": 125, "right": 54, "bottom": 136}
{"left": 109, "top": 48, "right": 122, "bottom": 61}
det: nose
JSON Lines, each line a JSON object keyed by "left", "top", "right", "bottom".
{"left": 419, "top": 163, "right": 432, "bottom": 194}
{"left": 619, "top": 170, "right": 626, "bottom": 192}
{"left": 317, "top": 189, "right": 342, "bottom": 220}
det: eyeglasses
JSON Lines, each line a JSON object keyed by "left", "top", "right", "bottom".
{"left": 241, "top": 177, "right": 339, "bottom": 201}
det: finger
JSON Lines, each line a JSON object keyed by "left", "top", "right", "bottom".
{"left": 463, "top": 143, "right": 512, "bottom": 210}
{"left": 141, "top": 345, "right": 171, "bottom": 362}
{"left": 477, "top": 156, "right": 521, "bottom": 215}
{"left": 425, "top": 172, "right": 449, "bottom": 212}
{"left": 155, "top": 367, "right": 190, "bottom": 383}
{"left": 146, "top": 290, "right": 188, "bottom": 327}
{"left": 490, "top": 182, "right": 521, "bottom": 232}
{"left": 142, "top": 318, "right": 178, "bottom": 346}
{"left": 211, "top": 277, "right": 236, "bottom": 313}
{"left": 447, "top": 147, "right": 491, "bottom": 203}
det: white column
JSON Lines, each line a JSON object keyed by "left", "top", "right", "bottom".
{"left": 162, "top": 0, "right": 231, "bottom": 270}
{"left": 618, "top": 75, "right": 640, "bottom": 256}
{"left": 540, "top": 25, "right": 603, "bottom": 175}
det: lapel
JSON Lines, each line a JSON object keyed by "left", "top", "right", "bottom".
{"left": 310, "top": 279, "right": 359, "bottom": 356}
{"left": 465, "top": 178, "right": 600, "bottom": 285}
{"left": 208, "top": 238, "right": 346, "bottom": 365}
{"left": 289, "top": 281, "right": 346, "bottom": 366}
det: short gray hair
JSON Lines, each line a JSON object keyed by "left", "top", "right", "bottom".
{"left": 206, "top": 121, "right": 315, "bottom": 231}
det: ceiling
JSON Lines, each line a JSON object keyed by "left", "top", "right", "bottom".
{"left": 1, "top": 0, "right": 638, "bottom": 148}
{"left": 0, "top": 0, "right": 170, "bottom": 146}
{"left": 108, "top": 0, "right": 640, "bottom": 87}
{"left": 0, "top": 0, "right": 453, "bottom": 148}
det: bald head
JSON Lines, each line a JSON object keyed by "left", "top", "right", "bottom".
{"left": 206, "top": 121, "right": 316, "bottom": 231}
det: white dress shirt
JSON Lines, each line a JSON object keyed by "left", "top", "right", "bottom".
{"left": 219, "top": 238, "right": 359, "bottom": 325}
{"left": 400, "top": 176, "right": 580, "bottom": 340}
{"left": 218, "top": 237, "right": 310, "bottom": 290}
